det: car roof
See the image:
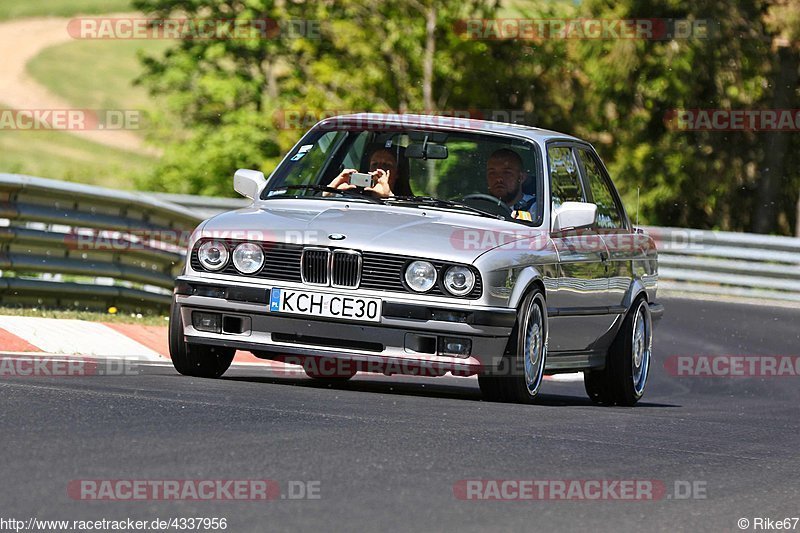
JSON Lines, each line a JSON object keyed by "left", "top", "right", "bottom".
{"left": 316, "top": 112, "right": 585, "bottom": 145}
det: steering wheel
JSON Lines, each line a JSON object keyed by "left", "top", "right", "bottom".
{"left": 461, "top": 193, "right": 513, "bottom": 219}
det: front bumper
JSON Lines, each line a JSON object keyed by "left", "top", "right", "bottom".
{"left": 174, "top": 277, "right": 516, "bottom": 375}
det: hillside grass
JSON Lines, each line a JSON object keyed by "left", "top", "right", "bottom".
{"left": 0, "top": 108, "right": 155, "bottom": 188}
{"left": 0, "top": 0, "right": 132, "bottom": 20}
{"left": 27, "top": 39, "right": 170, "bottom": 114}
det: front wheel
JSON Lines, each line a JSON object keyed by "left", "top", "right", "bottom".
{"left": 169, "top": 300, "right": 235, "bottom": 378}
{"left": 478, "top": 289, "right": 547, "bottom": 404}
{"left": 585, "top": 298, "right": 652, "bottom": 406}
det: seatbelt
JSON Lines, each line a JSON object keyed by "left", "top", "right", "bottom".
{"left": 512, "top": 195, "right": 535, "bottom": 221}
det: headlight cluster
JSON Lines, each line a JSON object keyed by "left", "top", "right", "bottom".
{"left": 443, "top": 265, "right": 476, "bottom": 296}
{"left": 403, "top": 261, "right": 476, "bottom": 296}
{"left": 197, "top": 241, "right": 228, "bottom": 271}
{"left": 232, "top": 242, "right": 264, "bottom": 274}
{"left": 196, "top": 241, "right": 265, "bottom": 274}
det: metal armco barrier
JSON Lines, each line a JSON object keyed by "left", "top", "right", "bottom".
{"left": 1, "top": 174, "right": 798, "bottom": 312}
{"left": 0, "top": 174, "right": 200, "bottom": 312}
{"left": 644, "top": 226, "right": 800, "bottom": 303}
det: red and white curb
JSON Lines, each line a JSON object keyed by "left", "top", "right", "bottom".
{"left": 0, "top": 315, "right": 583, "bottom": 382}
{"left": 0, "top": 315, "right": 268, "bottom": 366}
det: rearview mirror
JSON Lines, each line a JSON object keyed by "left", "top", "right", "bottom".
{"left": 233, "top": 169, "right": 267, "bottom": 201}
{"left": 406, "top": 142, "right": 448, "bottom": 160}
{"left": 552, "top": 202, "right": 597, "bottom": 232}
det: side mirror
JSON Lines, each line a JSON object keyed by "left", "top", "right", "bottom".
{"left": 552, "top": 202, "right": 597, "bottom": 232}
{"left": 233, "top": 169, "right": 267, "bottom": 201}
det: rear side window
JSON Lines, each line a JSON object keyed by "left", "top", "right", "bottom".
{"left": 548, "top": 146, "right": 584, "bottom": 210}
{"left": 577, "top": 149, "right": 625, "bottom": 230}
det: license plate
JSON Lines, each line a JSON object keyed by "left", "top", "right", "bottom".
{"left": 269, "top": 288, "right": 381, "bottom": 322}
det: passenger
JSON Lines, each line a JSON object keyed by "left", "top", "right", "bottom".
{"left": 327, "top": 146, "right": 412, "bottom": 197}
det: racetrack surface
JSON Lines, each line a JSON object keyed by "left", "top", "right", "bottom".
{"left": 1, "top": 297, "right": 798, "bottom": 532}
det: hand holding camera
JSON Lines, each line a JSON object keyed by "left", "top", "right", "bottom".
{"left": 325, "top": 168, "right": 393, "bottom": 198}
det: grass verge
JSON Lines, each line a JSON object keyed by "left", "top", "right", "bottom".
{"left": 0, "top": 306, "right": 168, "bottom": 326}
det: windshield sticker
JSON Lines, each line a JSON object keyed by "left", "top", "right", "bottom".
{"left": 290, "top": 152, "right": 307, "bottom": 161}
{"left": 384, "top": 139, "right": 393, "bottom": 148}
{"left": 298, "top": 144, "right": 313, "bottom": 153}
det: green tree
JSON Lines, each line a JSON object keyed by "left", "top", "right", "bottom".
{"left": 132, "top": 0, "right": 799, "bottom": 235}
{"left": 566, "top": 0, "right": 798, "bottom": 235}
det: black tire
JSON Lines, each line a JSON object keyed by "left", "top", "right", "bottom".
{"left": 584, "top": 297, "right": 652, "bottom": 406}
{"left": 169, "top": 299, "right": 235, "bottom": 378}
{"left": 478, "top": 289, "right": 547, "bottom": 404}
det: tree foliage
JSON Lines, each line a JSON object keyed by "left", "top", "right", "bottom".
{"left": 132, "top": 0, "right": 800, "bottom": 235}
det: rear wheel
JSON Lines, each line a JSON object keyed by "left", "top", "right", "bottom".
{"left": 478, "top": 289, "right": 547, "bottom": 404}
{"left": 584, "top": 297, "right": 652, "bottom": 406}
{"left": 169, "top": 300, "right": 234, "bottom": 378}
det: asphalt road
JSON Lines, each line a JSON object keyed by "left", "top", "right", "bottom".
{"left": 1, "top": 297, "right": 799, "bottom": 533}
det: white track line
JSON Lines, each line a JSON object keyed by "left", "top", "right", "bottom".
{"left": 546, "top": 372, "right": 585, "bottom": 383}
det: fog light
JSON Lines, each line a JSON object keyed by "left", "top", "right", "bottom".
{"left": 192, "top": 311, "right": 221, "bottom": 333}
{"left": 438, "top": 336, "right": 472, "bottom": 357}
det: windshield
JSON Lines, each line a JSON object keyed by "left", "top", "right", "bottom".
{"left": 263, "top": 128, "right": 544, "bottom": 225}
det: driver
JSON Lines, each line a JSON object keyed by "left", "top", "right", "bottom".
{"left": 486, "top": 148, "right": 536, "bottom": 221}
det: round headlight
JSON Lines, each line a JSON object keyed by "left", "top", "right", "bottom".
{"left": 197, "top": 240, "right": 228, "bottom": 271}
{"left": 404, "top": 260, "right": 437, "bottom": 292}
{"left": 232, "top": 242, "right": 265, "bottom": 274}
{"left": 444, "top": 265, "right": 476, "bottom": 296}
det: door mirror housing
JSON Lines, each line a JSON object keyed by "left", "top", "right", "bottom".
{"left": 552, "top": 202, "right": 597, "bottom": 232}
{"left": 233, "top": 169, "right": 267, "bottom": 201}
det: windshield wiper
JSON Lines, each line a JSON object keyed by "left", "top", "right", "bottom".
{"left": 267, "top": 184, "right": 383, "bottom": 204}
{"left": 385, "top": 196, "right": 506, "bottom": 220}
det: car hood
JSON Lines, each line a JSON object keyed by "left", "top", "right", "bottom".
{"left": 196, "top": 199, "right": 547, "bottom": 264}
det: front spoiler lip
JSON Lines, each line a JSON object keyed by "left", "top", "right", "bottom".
{"left": 185, "top": 335, "right": 483, "bottom": 376}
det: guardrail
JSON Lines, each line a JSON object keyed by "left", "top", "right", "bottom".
{"left": 644, "top": 226, "right": 800, "bottom": 303}
{"left": 149, "top": 192, "right": 249, "bottom": 219}
{"left": 1, "top": 173, "right": 798, "bottom": 312}
{"left": 0, "top": 174, "right": 201, "bottom": 312}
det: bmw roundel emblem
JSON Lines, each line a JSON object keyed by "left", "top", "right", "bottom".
{"left": 328, "top": 233, "right": 346, "bottom": 241}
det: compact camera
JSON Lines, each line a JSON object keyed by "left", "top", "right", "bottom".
{"left": 349, "top": 172, "right": 376, "bottom": 188}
